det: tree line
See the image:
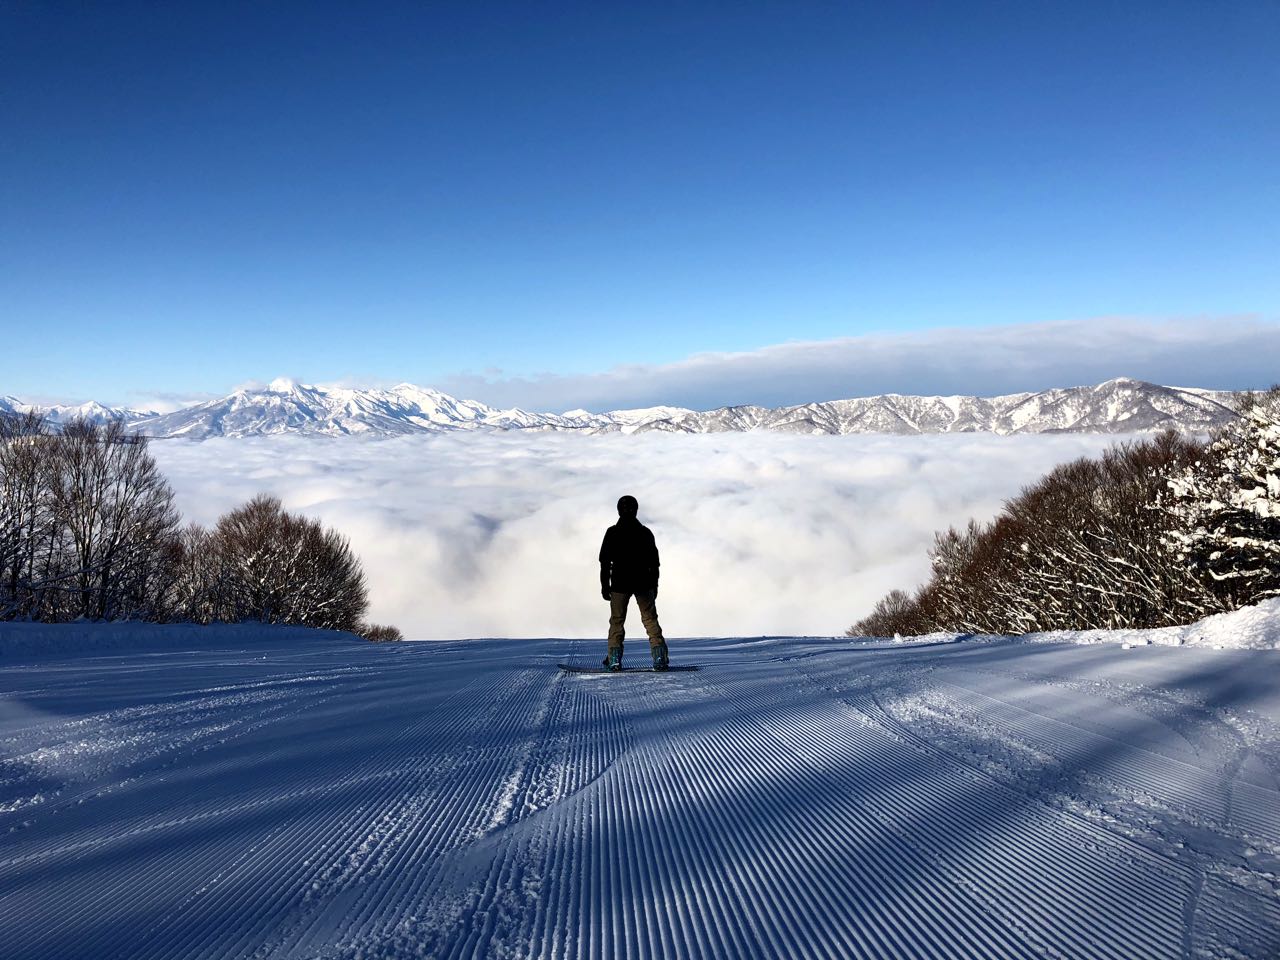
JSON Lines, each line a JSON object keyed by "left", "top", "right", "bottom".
{"left": 851, "top": 387, "right": 1280, "bottom": 638}
{"left": 0, "top": 412, "right": 401, "bottom": 640}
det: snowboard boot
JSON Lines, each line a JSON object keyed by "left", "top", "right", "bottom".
{"left": 651, "top": 642, "right": 670, "bottom": 672}
{"left": 603, "top": 647, "right": 623, "bottom": 672}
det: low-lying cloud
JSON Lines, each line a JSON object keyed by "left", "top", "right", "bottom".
{"left": 152, "top": 431, "right": 1128, "bottom": 640}
{"left": 438, "top": 316, "right": 1280, "bottom": 412}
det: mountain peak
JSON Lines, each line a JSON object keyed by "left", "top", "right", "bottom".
{"left": 268, "top": 377, "right": 302, "bottom": 393}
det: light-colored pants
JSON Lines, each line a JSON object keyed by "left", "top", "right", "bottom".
{"left": 608, "top": 591, "right": 664, "bottom": 651}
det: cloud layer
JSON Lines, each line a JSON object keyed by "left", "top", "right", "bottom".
{"left": 438, "top": 316, "right": 1280, "bottom": 412}
{"left": 153, "top": 431, "right": 1125, "bottom": 640}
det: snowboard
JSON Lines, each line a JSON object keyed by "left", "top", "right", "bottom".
{"left": 558, "top": 663, "right": 699, "bottom": 674}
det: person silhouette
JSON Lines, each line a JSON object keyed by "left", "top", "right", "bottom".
{"left": 599, "top": 495, "right": 669, "bottom": 671}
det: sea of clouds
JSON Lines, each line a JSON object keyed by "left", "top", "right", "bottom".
{"left": 152, "top": 431, "right": 1128, "bottom": 640}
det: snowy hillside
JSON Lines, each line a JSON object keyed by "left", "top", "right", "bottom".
{"left": 2, "top": 610, "right": 1279, "bottom": 958}
{"left": 3, "top": 377, "right": 1240, "bottom": 439}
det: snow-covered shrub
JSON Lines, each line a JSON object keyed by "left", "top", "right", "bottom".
{"left": 199, "top": 494, "right": 369, "bottom": 632}
{"left": 852, "top": 588, "right": 924, "bottom": 637}
{"left": 3, "top": 415, "right": 381, "bottom": 633}
{"left": 1161, "top": 387, "right": 1280, "bottom": 610}
{"left": 1001, "top": 431, "right": 1212, "bottom": 631}
{"left": 851, "top": 430, "right": 1209, "bottom": 636}
{"left": 359, "top": 622, "right": 404, "bottom": 642}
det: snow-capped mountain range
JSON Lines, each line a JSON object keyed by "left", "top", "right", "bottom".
{"left": 0, "top": 377, "right": 1241, "bottom": 440}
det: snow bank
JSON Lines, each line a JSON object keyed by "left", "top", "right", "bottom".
{"left": 1020, "top": 597, "right": 1280, "bottom": 651}
{"left": 884, "top": 631, "right": 982, "bottom": 646}
{"left": 0, "top": 621, "right": 363, "bottom": 661}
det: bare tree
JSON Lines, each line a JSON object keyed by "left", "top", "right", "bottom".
{"left": 0, "top": 411, "right": 59, "bottom": 619}
{"left": 170, "top": 523, "right": 228, "bottom": 624}
{"left": 46, "top": 418, "right": 181, "bottom": 621}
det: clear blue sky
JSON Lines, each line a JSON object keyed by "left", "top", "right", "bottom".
{"left": 2, "top": 1, "right": 1277, "bottom": 408}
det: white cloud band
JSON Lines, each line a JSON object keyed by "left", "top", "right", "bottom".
{"left": 438, "top": 316, "right": 1280, "bottom": 412}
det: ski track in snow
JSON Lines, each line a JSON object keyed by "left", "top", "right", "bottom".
{"left": 1, "top": 635, "right": 1279, "bottom": 958}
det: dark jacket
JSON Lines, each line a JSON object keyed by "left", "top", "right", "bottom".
{"left": 599, "top": 516, "right": 660, "bottom": 595}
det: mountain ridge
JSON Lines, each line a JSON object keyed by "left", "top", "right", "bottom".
{"left": 1, "top": 378, "right": 1241, "bottom": 440}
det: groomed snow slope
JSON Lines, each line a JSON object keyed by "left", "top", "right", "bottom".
{"left": 2, "top": 625, "right": 1279, "bottom": 958}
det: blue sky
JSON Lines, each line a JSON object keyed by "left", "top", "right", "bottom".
{"left": 2, "top": 1, "right": 1277, "bottom": 410}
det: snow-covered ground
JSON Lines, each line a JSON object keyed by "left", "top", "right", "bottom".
{"left": 2, "top": 622, "right": 1279, "bottom": 958}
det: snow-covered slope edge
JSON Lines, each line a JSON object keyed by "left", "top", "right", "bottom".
{"left": 863, "top": 598, "right": 1280, "bottom": 649}
{"left": 7, "top": 599, "right": 1275, "bottom": 660}
{"left": 1018, "top": 597, "right": 1280, "bottom": 650}
{"left": 0, "top": 621, "right": 364, "bottom": 660}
